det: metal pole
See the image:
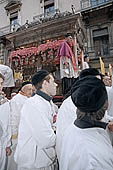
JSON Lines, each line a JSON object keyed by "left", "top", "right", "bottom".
{"left": 73, "top": 30, "right": 79, "bottom": 77}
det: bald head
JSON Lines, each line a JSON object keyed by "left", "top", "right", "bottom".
{"left": 21, "top": 84, "right": 33, "bottom": 97}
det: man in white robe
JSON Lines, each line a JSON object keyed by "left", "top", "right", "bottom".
{"left": 82, "top": 55, "right": 89, "bottom": 69}
{"left": 107, "top": 76, "right": 113, "bottom": 116}
{"left": 56, "top": 95, "right": 76, "bottom": 161}
{"left": 56, "top": 68, "right": 113, "bottom": 161}
{"left": 7, "top": 81, "right": 33, "bottom": 170}
{"left": 14, "top": 70, "right": 57, "bottom": 170}
{"left": 0, "top": 73, "right": 12, "bottom": 170}
{"left": 56, "top": 68, "right": 101, "bottom": 161}
{"left": 60, "top": 76, "right": 113, "bottom": 170}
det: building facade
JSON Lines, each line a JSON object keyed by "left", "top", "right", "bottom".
{"left": 0, "top": 0, "right": 85, "bottom": 95}
{"left": 0, "top": 0, "right": 81, "bottom": 63}
{"left": 81, "top": 0, "right": 113, "bottom": 70}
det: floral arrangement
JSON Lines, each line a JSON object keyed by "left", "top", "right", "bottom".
{"left": 9, "top": 39, "right": 64, "bottom": 67}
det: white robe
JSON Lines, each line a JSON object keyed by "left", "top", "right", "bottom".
{"left": 0, "top": 102, "right": 11, "bottom": 170}
{"left": 107, "top": 85, "right": 113, "bottom": 116}
{"left": 17, "top": 164, "right": 55, "bottom": 170}
{"left": 10, "top": 93, "right": 28, "bottom": 136}
{"left": 60, "top": 124, "right": 113, "bottom": 170}
{"left": 56, "top": 96, "right": 77, "bottom": 161}
{"left": 56, "top": 95, "right": 113, "bottom": 161}
{"left": 14, "top": 94, "right": 56, "bottom": 169}
{"left": 0, "top": 121, "right": 3, "bottom": 138}
{"left": 60, "top": 57, "right": 77, "bottom": 79}
{"left": 0, "top": 64, "right": 14, "bottom": 87}
{"left": 7, "top": 93, "right": 28, "bottom": 170}
{"left": 83, "top": 61, "right": 89, "bottom": 70}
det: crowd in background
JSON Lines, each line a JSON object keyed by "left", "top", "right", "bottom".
{"left": 0, "top": 67, "right": 113, "bottom": 170}
{"left": 0, "top": 34, "right": 113, "bottom": 170}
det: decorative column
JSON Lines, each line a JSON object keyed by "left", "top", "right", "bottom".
{"left": 74, "top": 28, "right": 79, "bottom": 77}
{"left": 18, "top": 10, "right": 22, "bottom": 26}
{"left": 55, "top": 0, "right": 59, "bottom": 10}
{"left": 0, "top": 42, "right": 4, "bottom": 64}
{"left": 40, "top": 0, "right": 44, "bottom": 14}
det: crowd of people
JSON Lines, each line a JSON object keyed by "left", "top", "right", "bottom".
{"left": 0, "top": 66, "right": 113, "bottom": 170}
{"left": 0, "top": 33, "right": 113, "bottom": 170}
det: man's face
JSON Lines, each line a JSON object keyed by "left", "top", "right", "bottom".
{"left": 22, "top": 84, "right": 33, "bottom": 97}
{"left": 103, "top": 76, "right": 112, "bottom": 86}
{"left": 66, "top": 36, "right": 73, "bottom": 46}
{"left": 0, "top": 77, "right": 3, "bottom": 93}
{"left": 85, "top": 57, "right": 89, "bottom": 63}
{"left": 45, "top": 75, "right": 57, "bottom": 96}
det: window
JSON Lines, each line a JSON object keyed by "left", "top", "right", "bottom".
{"left": 10, "top": 11, "right": 18, "bottom": 31}
{"left": 4, "top": 1, "right": 22, "bottom": 31}
{"left": 44, "top": 0, "right": 54, "bottom": 16}
{"left": 90, "top": 0, "right": 107, "bottom": 7}
{"left": 93, "top": 28, "right": 109, "bottom": 56}
{"left": 10, "top": 16, "right": 18, "bottom": 25}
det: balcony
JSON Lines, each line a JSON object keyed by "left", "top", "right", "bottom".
{"left": 33, "top": 9, "right": 60, "bottom": 21}
{"left": 33, "top": 9, "right": 72, "bottom": 23}
{"left": 0, "top": 23, "right": 21, "bottom": 37}
{"left": 85, "top": 43, "right": 113, "bottom": 59}
{"left": 81, "top": 0, "right": 113, "bottom": 11}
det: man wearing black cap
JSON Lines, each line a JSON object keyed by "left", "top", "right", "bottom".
{"left": 7, "top": 81, "right": 33, "bottom": 170}
{"left": 60, "top": 76, "right": 113, "bottom": 170}
{"left": 14, "top": 70, "right": 57, "bottom": 170}
{"left": 56, "top": 68, "right": 103, "bottom": 161}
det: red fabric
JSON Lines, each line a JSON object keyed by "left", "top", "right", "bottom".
{"left": 57, "top": 40, "right": 77, "bottom": 71}
{"left": 9, "top": 40, "right": 64, "bottom": 61}
{"left": 57, "top": 41, "right": 73, "bottom": 59}
{"left": 66, "top": 42, "right": 77, "bottom": 71}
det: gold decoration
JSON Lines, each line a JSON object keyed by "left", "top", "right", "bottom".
{"left": 99, "top": 57, "right": 105, "bottom": 75}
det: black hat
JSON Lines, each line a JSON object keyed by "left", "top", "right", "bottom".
{"left": 84, "top": 55, "right": 88, "bottom": 60}
{"left": 21, "top": 81, "right": 32, "bottom": 88}
{"left": 65, "top": 33, "right": 73, "bottom": 38}
{"left": 32, "top": 70, "right": 49, "bottom": 86}
{"left": 79, "top": 68, "right": 102, "bottom": 79}
{"left": 71, "top": 76, "right": 108, "bottom": 112}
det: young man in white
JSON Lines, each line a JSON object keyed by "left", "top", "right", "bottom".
{"left": 14, "top": 70, "right": 57, "bottom": 170}
{"left": 56, "top": 68, "right": 102, "bottom": 161}
{"left": 60, "top": 76, "right": 113, "bottom": 170}
{"left": 7, "top": 81, "right": 33, "bottom": 170}
{"left": 56, "top": 68, "right": 113, "bottom": 162}
{"left": 83, "top": 55, "right": 89, "bottom": 69}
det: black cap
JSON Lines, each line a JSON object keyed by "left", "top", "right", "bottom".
{"left": 79, "top": 68, "right": 102, "bottom": 79}
{"left": 21, "top": 81, "right": 32, "bottom": 88}
{"left": 65, "top": 33, "right": 73, "bottom": 38}
{"left": 71, "top": 76, "right": 108, "bottom": 112}
{"left": 32, "top": 70, "right": 49, "bottom": 86}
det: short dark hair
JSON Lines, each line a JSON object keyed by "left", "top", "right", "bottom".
{"left": 32, "top": 70, "right": 49, "bottom": 87}
{"left": 34, "top": 74, "right": 51, "bottom": 90}
{"left": 0, "top": 73, "right": 4, "bottom": 81}
{"left": 76, "top": 100, "right": 108, "bottom": 121}
{"left": 65, "top": 33, "right": 73, "bottom": 38}
{"left": 84, "top": 55, "right": 88, "bottom": 60}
